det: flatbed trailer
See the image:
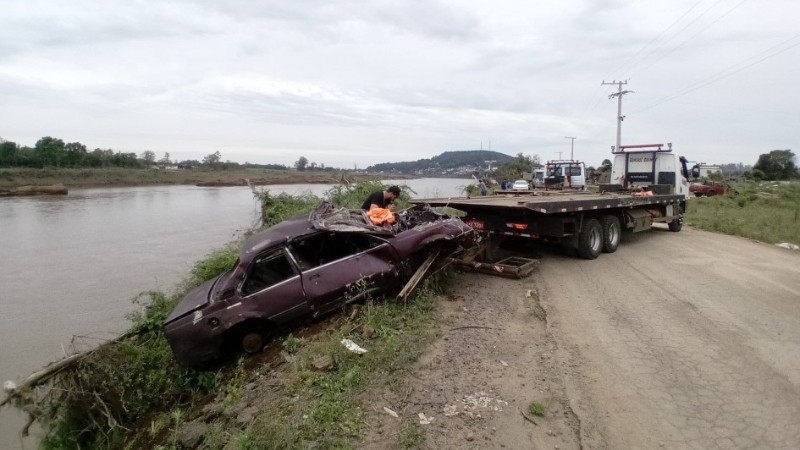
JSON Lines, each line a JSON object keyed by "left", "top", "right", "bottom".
{"left": 411, "top": 189, "right": 686, "bottom": 260}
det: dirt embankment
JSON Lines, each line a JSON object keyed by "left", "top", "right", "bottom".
{"left": 0, "top": 167, "right": 407, "bottom": 190}
{"left": 360, "top": 273, "right": 584, "bottom": 449}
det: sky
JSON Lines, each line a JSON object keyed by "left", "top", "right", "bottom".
{"left": 0, "top": 0, "right": 797, "bottom": 169}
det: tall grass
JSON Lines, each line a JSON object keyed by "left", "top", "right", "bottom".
{"left": 685, "top": 181, "right": 800, "bottom": 244}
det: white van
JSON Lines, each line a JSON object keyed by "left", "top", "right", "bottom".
{"left": 532, "top": 169, "right": 545, "bottom": 189}
{"left": 544, "top": 160, "right": 586, "bottom": 191}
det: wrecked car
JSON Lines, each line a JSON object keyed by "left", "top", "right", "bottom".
{"left": 164, "top": 203, "right": 474, "bottom": 367}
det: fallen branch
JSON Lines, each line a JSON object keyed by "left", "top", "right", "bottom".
{"left": 448, "top": 326, "right": 497, "bottom": 331}
{"left": 519, "top": 407, "right": 538, "bottom": 425}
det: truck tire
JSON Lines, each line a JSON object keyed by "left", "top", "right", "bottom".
{"left": 577, "top": 218, "right": 602, "bottom": 260}
{"left": 668, "top": 217, "right": 683, "bottom": 232}
{"left": 599, "top": 215, "right": 621, "bottom": 253}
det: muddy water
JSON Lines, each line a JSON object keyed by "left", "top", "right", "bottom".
{"left": 0, "top": 178, "right": 471, "bottom": 448}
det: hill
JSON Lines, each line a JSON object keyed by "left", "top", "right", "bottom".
{"left": 366, "top": 150, "right": 513, "bottom": 176}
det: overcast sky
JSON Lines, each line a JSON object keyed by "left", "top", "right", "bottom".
{"left": 1, "top": 0, "right": 797, "bottom": 168}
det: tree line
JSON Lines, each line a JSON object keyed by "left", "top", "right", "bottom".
{"left": 0, "top": 137, "right": 288, "bottom": 170}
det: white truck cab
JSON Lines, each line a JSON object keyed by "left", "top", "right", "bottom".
{"left": 608, "top": 143, "right": 689, "bottom": 197}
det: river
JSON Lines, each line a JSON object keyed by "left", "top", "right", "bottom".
{"left": 0, "top": 178, "right": 473, "bottom": 448}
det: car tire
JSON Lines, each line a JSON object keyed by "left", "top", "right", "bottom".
{"left": 577, "top": 218, "right": 602, "bottom": 260}
{"left": 227, "top": 320, "right": 272, "bottom": 356}
{"left": 694, "top": 192, "right": 703, "bottom": 197}
{"left": 707, "top": 190, "right": 716, "bottom": 196}
{"left": 599, "top": 215, "right": 621, "bottom": 253}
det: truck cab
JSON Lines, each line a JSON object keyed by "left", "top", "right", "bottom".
{"left": 544, "top": 160, "right": 586, "bottom": 191}
{"left": 607, "top": 143, "right": 689, "bottom": 198}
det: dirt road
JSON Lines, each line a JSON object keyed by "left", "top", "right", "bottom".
{"left": 362, "top": 225, "right": 800, "bottom": 449}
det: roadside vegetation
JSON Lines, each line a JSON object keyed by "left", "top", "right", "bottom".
{"left": 2, "top": 180, "right": 446, "bottom": 450}
{"left": 685, "top": 181, "right": 800, "bottom": 245}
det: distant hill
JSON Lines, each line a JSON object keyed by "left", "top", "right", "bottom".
{"left": 367, "top": 150, "right": 513, "bottom": 175}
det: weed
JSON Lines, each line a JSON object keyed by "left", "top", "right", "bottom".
{"left": 529, "top": 401, "right": 546, "bottom": 417}
{"left": 399, "top": 420, "right": 426, "bottom": 449}
{"left": 282, "top": 334, "right": 303, "bottom": 354}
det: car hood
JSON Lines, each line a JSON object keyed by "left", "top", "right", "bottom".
{"left": 164, "top": 277, "right": 218, "bottom": 324}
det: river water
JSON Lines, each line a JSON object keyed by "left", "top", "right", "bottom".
{"left": 0, "top": 178, "right": 472, "bottom": 448}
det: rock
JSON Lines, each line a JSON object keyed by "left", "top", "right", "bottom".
{"left": 177, "top": 421, "right": 208, "bottom": 449}
{"left": 235, "top": 405, "right": 259, "bottom": 427}
{"left": 466, "top": 432, "right": 475, "bottom": 441}
{"left": 362, "top": 325, "right": 375, "bottom": 339}
{"left": 201, "top": 402, "right": 224, "bottom": 420}
{"left": 312, "top": 355, "right": 333, "bottom": 371}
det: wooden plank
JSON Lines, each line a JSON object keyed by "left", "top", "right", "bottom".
{"left": 397, "top": 249, "right": 441, "bottom": 300}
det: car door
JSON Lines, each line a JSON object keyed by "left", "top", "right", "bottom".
{"left": 290, "top": 232, "right": 399, "bottom": 315}
{"left": 240, "top": 247, "right": 309, "bottom": 323}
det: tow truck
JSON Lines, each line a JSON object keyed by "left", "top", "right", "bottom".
{"left": 412, "top": 143, "right": 690, "bottom": 262}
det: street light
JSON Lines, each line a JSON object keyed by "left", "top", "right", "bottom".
{"left": 564, "top": 136, "right": 576, "bottom": 160}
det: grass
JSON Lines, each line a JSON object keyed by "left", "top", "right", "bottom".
{"left": 232, "top": 285, "right": 443, "bottom": 449}
{"left": 685, "top": 181, "right": 800, "bottom": 245}
{"left": 529, "top": 401, "right": 546, "bottom": 417}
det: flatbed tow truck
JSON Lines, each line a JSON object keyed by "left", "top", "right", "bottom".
{"left": 411, "top": 144, "right": 690, "bottom": 272}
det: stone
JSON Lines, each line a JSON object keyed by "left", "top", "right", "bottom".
{"left": 312, "top": 355, "right": 333, "bottom": 371}
{"left": 177, "top": 421, "right": 208, "bottom": 449}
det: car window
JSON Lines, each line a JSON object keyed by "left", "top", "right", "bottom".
{"left": 290, "top": 233, "right": 383, "bottom": 270}
{"left": 241, "top": 249, "right": 296, "bottom": 296}
{"left": 566, "top": 166, "right": 582, "bottom": 176}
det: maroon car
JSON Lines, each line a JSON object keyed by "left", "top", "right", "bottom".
{"left": 164, "top": 203, "right": 474, "bottom": 367}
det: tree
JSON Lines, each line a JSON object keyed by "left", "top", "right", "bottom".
{"left": 0, "top": 140, "right": 18, "bottom": 167}
{"left": 599, "top": 159, "right": 612, "bottom": 172}
{"left": 159, "top": 152, "right": 171, "bottom": 165}
{"left": 753, "top": 149, "right": 798, "bottom": 180}
{"left": 295, "top": 156, "right": 309, "bottom": 171}
{"left": 141, "top": 151, "right": 156, "bottom": 165}
{"left": 64, "top": 142, "right": 87, "bottom": 167}
{"left": 493, "top": 153, "right": 540, "bottom": 182}
{"left": 203, "top": 151, "right": 222, "bottom": 167}
{"left": 751, "top": 169, "right": 765, "bottom": 181}
{"left": 34, "top": 136, "right": 66, "bottom": 167}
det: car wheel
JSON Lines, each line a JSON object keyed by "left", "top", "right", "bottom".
{"left": 577, "top": 218, "right": 602, "bottom": 260}
{"left": 694, "top": 192, "right": 703, "bottom": 197}
{"left": 241, "top": 331, "right": 265, "bottom": 354}
{"left": 707, "top": 190, "right": 716, "bottom": 196}
{"left": 226, "top": 320, "right": 272, "bottom": 357}
{"left": 599, "top": 215, "right": 621, "bottom": 253}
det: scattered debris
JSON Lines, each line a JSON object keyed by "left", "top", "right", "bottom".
{"left": 443, "top": 404, "right": 459, "bottom": 416}
{"left": 382, "top": 406, "right": 399, "bottom": 418}
{"left": 500, "top": 360, "right": 508, "bottom": 367}
{"left": 776, "top": 242, "right": 800, "bottom": 251}
{"left": 341, "top": 339, "right": 368, "bottom": 354}
{"left": 418, "top": 412, "right": 434, "bottom": 425}
{"left": 312, "top": 355, "right": 333, "bottom": 371}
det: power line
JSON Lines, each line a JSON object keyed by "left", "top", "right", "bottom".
{"left": 633, "top": 34, "right": 800, "bottom": 113}
{"left": 605, "top": 0, "right": 706, "bottom": 80}
{"left": 632, "top": 0, "right": 749, "bottom": 76}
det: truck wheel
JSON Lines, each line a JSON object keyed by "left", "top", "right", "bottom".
{"left": 668, "top": 218, "right": 683, "bottom": 232}
{"left": 599, "top": 215, "right": 621, "bottom": 253}
{"left": 577, "top": 218, "right": 602, "bottom": 260}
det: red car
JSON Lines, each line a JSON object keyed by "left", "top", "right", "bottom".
{"left": 690, "top": 181, "right": 727, "bottom": 197}
{"left": 164, "top": 203, "right": 474, "bottom": 367}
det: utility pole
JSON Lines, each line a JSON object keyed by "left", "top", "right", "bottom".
{"left": 602, "top": 81, "right": 633, "bottom": 152}
{"left": 555, "top": 151, "right": 563, "bottom": 160}
{"left": 564, "top": 136, "right": 576, "bottom": 160}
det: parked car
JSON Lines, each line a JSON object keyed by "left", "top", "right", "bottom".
{"left": 164, "top": 203, "right": 474, "bottom": 367}
{"left": 512, "top": 179, "right": 530, "bottom": 190}
{"left": 690, "top": 181, "right": 727, "bottom": 197}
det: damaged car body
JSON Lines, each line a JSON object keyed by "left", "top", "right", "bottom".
{"left": 164, "top": 203, "right": 474, "bottom": 367}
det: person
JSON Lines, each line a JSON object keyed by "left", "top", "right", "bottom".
{"left": 501, "top": 179, "right": 508, "bottom": 190}
{"left": 479, "top": 179, "right": 488, "bottom": 196}
{"left": 361, "top": 185, "right": 401, "bottom": 211}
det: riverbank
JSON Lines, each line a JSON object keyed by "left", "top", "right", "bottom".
{"left": 0, "top": 167, "right": 408, "bottom": 189}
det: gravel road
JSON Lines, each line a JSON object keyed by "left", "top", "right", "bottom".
{"left": 362, "top": 225, "right": 800, "bottom": 449}
{"left": 542, "top": 225, "right": 800, "bottom": 449}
